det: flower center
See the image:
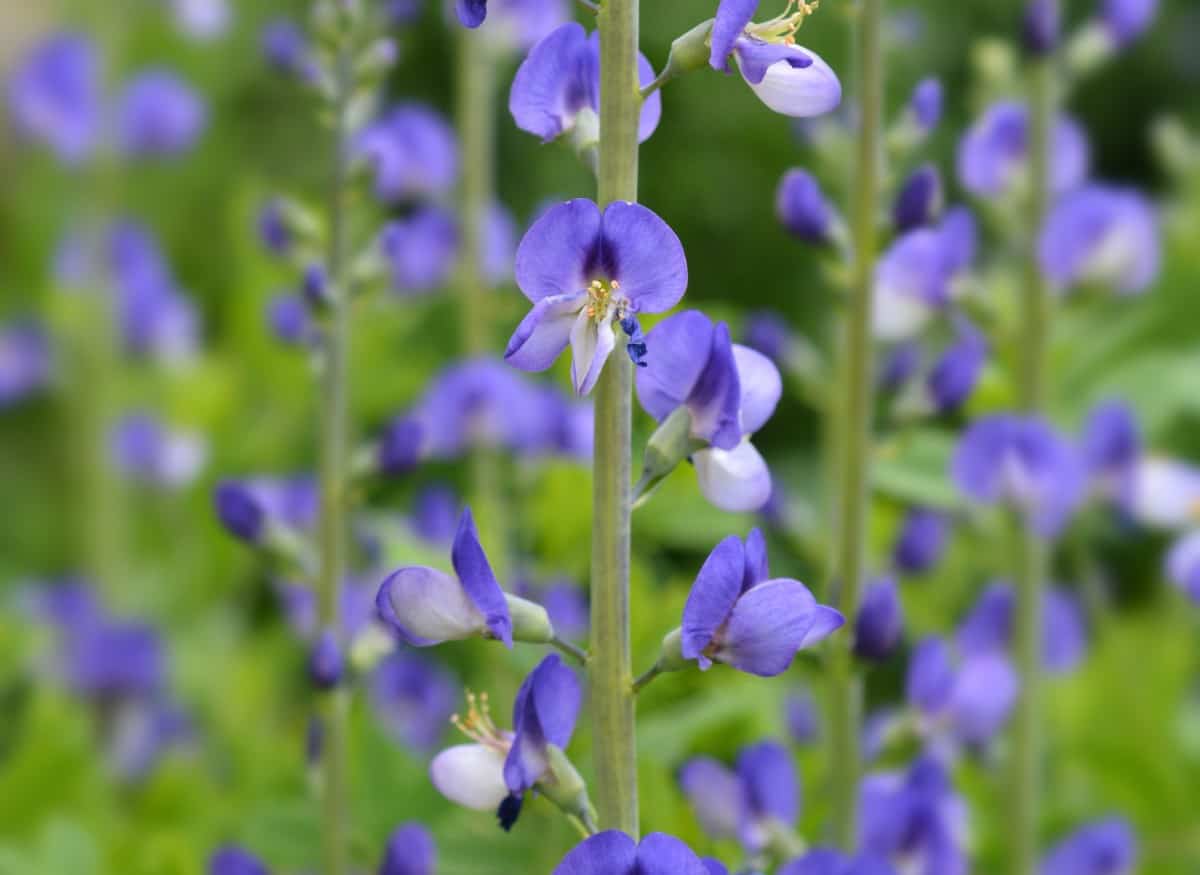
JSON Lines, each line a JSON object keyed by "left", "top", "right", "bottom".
{"left": 748, "top": 0, "right": 821, "bottom": 44}
{"left": 450, "top": 689, "right": 510, "bottom": 754}
{"left": 584, "top": 279, "right": 628, "bottom": 325}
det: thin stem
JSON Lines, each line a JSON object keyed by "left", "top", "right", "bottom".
{"left": 316, "top": 41, "right": 354, "bottom": 875}
{"left": 1010, "top": 55, "right": 1055, "bottom": 875}
{"left": 551, "top": 635, "right": 590, "bottom": 667}
{"left": 631, "top": 663, "right": 662, "bottom": 694}
{"left": 827, "top": 0, "right": 884, "bottom": 849}
{"left": 590, "top": 0, "right": 641, "bottom": 838}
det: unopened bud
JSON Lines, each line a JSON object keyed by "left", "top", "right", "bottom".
{"left": 506, "top": 593, "right": 555, "bottom": 645}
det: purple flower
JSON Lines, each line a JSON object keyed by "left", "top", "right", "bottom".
{"left": 23, "top": 578, "right": 101, "bottom": 630}
{"left": 266, "top": 294, "right": 315, "bottom": 346}
{"left": 482, "top": 201, "right": 518, "bottom": 286}
{"left": 111, "top": 412, "right": 207, "bottom": 489}
{"left": 952, "top": 414, "right": 1085, "bottom": 538}
{"left": 636, "top": 310, "right": 782, "bottom": 512}
{"left": 908, "top": 77, "right": 943, "bottom": 134}
{"left": 370, "top": 651, "right": 459, "bottom": 752}
{"left": 1122, "top": 457, "right": 1200, "bottom": 530}
{"left": 116, "top": 71, "right": 207, "bottom": 157}
{"left": 261, "top": 18, "right": 314, "bottom": 80}
{"left": 892, "top": 164, "right": 943, "bottom": 232}
{"left": 410, "top": 485, "right": 461, "bottom": 544}
{"left": 925, "top": 319, "right": 987, "bottom": 413}
{"left": 376, "top": 507, "right": 513, "bottom": 647}
{"left": 854, "top": 576, "right": 904, "bottom": 662}
{"left": 680, "top": 529, "right": 843, "bottom": 676}
{"left": 742, "top": 311, "right": 795, "bottom": 367}
{"left": 65, "top": 620, "right": 166, "bottom": 699}
{"left": 1038, "top": 185, "right": 1159, "bottom": 294}
{"left": 679, "top": 758, "right": 743, "bottom": 840}
{"left": 505, "top": 199, "right": 686, "bottom": 396}
{"left": 257, "top": 199, "right": 292, "bottom": 255}
{"left": 509, "top": 24, "right": 662, "bottom": 145}
{"left": 1082, "top": 400, "right": 1140, "bottom": 480}
{"left": 307, "top": 629, "right": 343, "bottom": 690}
{"left": 357, "top": 105, "right": 458, "bottom": 202}
{"left": 779, "top": 851, "right": 899, "bottom": 875}
{"left": 785, "top": 686, "right": 820, "bottom": 744}
{"left": 879, "top": 342, "right": 923, "bottom": 392}
{"left": 213, "top": 475, "right": 318, "bottom": 544}
{"left": 1023, "top": 0, "right": 1061, "bottom": 55}
{"left": 703, "top": 860, "right": 730, "bottom": 875}
{"left": 553, "top": 832, "right": 709, "bottom": 875}
{"left": 108, "top": 221, "right": 200, "bottom": 363}
{"left": 906, "top": 637, "right": 1019, "bottom": 747}
{"left": 955, "top": 581, "right": 1088, "bottom": 674}
{"left": 859, "top": 756, "right": 967, "bottom": 875}
{"left": 470, "top": 0, "right": 570, "bottom": 51}
{"left": 736, "top": 740, "right": 799, "bottom": 853}
{"left": 1040, "top": 818, "right": 1136, "bottom": 875}
{"left": 380, "top": 206, "right": 460, "bottom": 294}
{"left": 892, "top": 508, "right": 949, "bottom": 574}
{"left": 208, "top": 846, "right": 268, "bottom": 875}
{"left": 379, "top": 823, "right": 437, "bottom": 875}
{"left": 0, "top": 320, "right": 52, "bottom": 407}
{"left": 456, "top": 0, "right": 488, "bottom": 27}
{"left": 377, "top": 414, "right": 424, "bottom": 476}
{"left": 1098, "top": 0, "right": 1158, "bottom": 47}
{"left": 7, "top": 32, "right": 99, "bottom": 164}
{"left": 958, "top": 101, "right": 1089, "bottom": 199}
{"left": 708, "top": 0, "right": 842, "bottom": 118}
{"left": 776, "top": 169, "right": 838, "bottom": 244}
{"left": 1165, "top": 530, "right": 1200, "bottom": 603}
{"left": 873, "top": 207, "right": 977, "bottom": 342}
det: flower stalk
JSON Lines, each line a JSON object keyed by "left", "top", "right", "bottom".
{"left": 827, "top": 0, "right": 884, "bottom": 848}
{"left": 591, "top": 0, "right": 641, "bottom": 837}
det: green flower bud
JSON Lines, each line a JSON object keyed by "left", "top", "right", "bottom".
{"left": 506, "top": 593, "right": 556, "bottom": 645}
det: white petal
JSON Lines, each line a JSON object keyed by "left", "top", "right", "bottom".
{"left": 429, "top": 744, "right": 510, "bottom": 811}
{"left": 569, "top": 308, "right": 617, "bottom": 396}
{"left": 383, "top": 566, "right": 485, "bottom": 644}
{"left": 733, "top": 344, "right": 782, "bottom": 435}
{"left": 744, "top": 48, "right": 842, "bottom": 118}
{"left": 1126, "top": 457, "right": 1200, "bottom": 530}
{"left": 872, "top": 283, "right": 933, "bottom": 342}
{"left": 694, "top": 441, "right": 772, "bottom": 512}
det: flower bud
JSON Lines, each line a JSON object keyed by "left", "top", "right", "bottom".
{"left": 539, "top": 744, "right": 597, "bottom": 827}
{"left": 214, "top": 480, "right": 265, "bottom": 543}
{"left": 636, "top": 406, "right": 702, "bottom": 505}
{"left": 308, "top": 628, "right": 343, "bottom": 690}
{"left": 892, "top": 163, "right": 943, "bottom": 232}
{"left": 654, "top": 627, "right": 690, "bottom": 674}
{"left": 504, "top": 593, "right": 555, "bottom": 645}
{"left": 658, "top": 19, "right": 716, "bottom": 84}
{"left": 892, "top": 508, "right": 949, "bottom": 574}
{"left": 853, "top": 576, "right": 903, "bottom": 662}
{"left": 302, "top": 263, "right": 330, "bottom": 308}
{"left": 356, "top": 38, "right": 398, "bottom": 83}
{"left": 775, "top": 169, "right": 835, "bottom": 245}
{"left": 377, "top": 414, "right": 424, "bottom": 476}
{"left": 1022, "top": 0, "right": 1061, "bottom": 56}
{"left": 908, "top": 77, "right": 942, "bottom": 134}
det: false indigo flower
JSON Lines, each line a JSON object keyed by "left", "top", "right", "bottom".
{"left": 553, "top": 831, "right": 709, "bottom": 875}
{"left": 369, "top": 651, "right": 459, "bottom": 752}
{"left": 779, "top": 850, "right": 899, "bottom": 875}
{"left": 109, "top": 221, "right": 200, "bottom": 363}
{"left": 679, "top": 758, "right": 743, "bottom": 840}
{"left": 955, "top": 581, "right": 1088, "bottom": 674}
{"left": 958, "top": 101, "right": 1089, "bottom": 199}
{"left": 742, "top": 311, "right": 794, "bottom": 368}
{"left": 1082, "top": 399, "right": 1140, "bottom": 484}
{"left": 380, "top": 206, "right": 460, "bottom": 294}
{"left": 858, "top": 756, "right": 967, "bottom": 875}
{"left": 1040, "top": 818, "right": 1136, "bottom": 875}
{"left": 786, "top": 686, "right": 820, "bottom": 744}
{"left": 376, "top": 507, "right": 513, "bottom": 647}
{"left": 1038, "top": 185, "right": 1160, "bottom": 294}
{"left": 257, "top": 199, "right": 292, "bottom": 255}
{"left": 1165, "top": 531, "right": 1200, "bottom": 603}
{"left": 65, "top": 620, "right": 166, "bottom": 699}
{"left": 709, "top": 0, "right": 842, "bottom": 118}
{"left": 509, "top": 24, "right": 662, "bottom": 145}
{"left": 500, "top": 654, "right": 582, "bottom": 815}
{"left": 111, "top": 412, "right": 207, "bottom": 489}
{"left": 854, "top": 576, "right": 904, "bottom": 662}
{"left": 377, "top": 414, "right": 424, "bottom": 475}
{"left": 636, "top": 310, "right": 782, "bottom": 512}
{"left": 358, "top": 105, "right": 459, "bottom": 202}
{"left": 1098, "top": 0, "right": 1158, "bottom": 47}
{"left": 208, "top": 846, "right": 269, "bottom": 875}
{"left": 116, "top": 70, "right": 207, "bottom": 157}
{"left": 469, "top": 0, "right": 570, "bottom": 52}
{"left": 907, "top": 637, "right": 1019, "bottom": 748}
{"left": 213, "top": 476, "right": 318, "bottom": 544}
{"left": 703, "top": 860, "right": 730, "bottom": 875}
{"left": 776, "top": 169, "right": 838, "bottom": 244}
{"left": 892, "top": 508, "right": 949, "bottom": 574}
{"left": 506, "top": 199, "right": 686, "bottom": 396}
{"left": 411, "top": 485, "right": 462, "bottom": 544}
{"left": 266, "top": 294, "right": 315, "bottom": 347}
{"left": 908, "top": 77, "right": 943, "bottom": 134}
{"left": 892, "top": 164, "right": 943, "bottom": 232}
{"left": 307, "top": 629, "right": 343, "bottom": 690}
{"left": 261, "top": 18, "right": 314, "bottom": 80}
{"left": 109, "top": 700, "right": 192, "bottom": 781}
{"left": 1023, "top": 0, "right": 1062, "bottom": 56}
{"left": 925, "top": 319, "right": 987, "bottom": 413}
{"left": 379, "top": 823, "right": 437, "bottom": 875}
{"left": 736, "top": 740, "right": 800, "bottom": 853}
{"left": 952, "top": 414, "right": 1085, "bottom": 537}
{"left": 678, "top": 529, "right": 843, "bottom": 676}
{"left": 7, "top": 32, "right": 99, "bottom": 164}
{"left": 1122, "top": 457, "right": 1200, "bottom": 530}
{"left": 879, "top": 342, "right": 923, "bottom": 392}
{"left": 0, "top": 320, "right": 52, "bottom": 407}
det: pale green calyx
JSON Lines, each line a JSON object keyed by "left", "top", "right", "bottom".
{"left": 505, "top": 593, "right": 556, "bottom": 645}
{"left": 634, "top": 406, "right": 707, "bottom": 507}
{"left": 539, "top": 744, "right": 598, "bottom": 829}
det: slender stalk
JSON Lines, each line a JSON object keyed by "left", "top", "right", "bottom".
{"left": 316, "top": 41, "right": 354, "bottom": 875}
{"left": 1010, "top": 55, "right": 1054, "bottom": 875}
{"left": 456, "top": 28, "right": 494, "bottom": 357}
{"left": 590, "top": 0, "right": 640, "bottom": 837}
{"left": 827, "top": 0, "right": 884, "bottom": 848}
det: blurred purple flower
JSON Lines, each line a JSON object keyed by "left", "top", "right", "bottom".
{"left": 958, "top": 101, "right": 1089, "bottom": 199}
{"left": 170, "top": 0, "right": 231, "bottom": 41}
{"left": 785, "top": 686, "right": 820, "bottom": 744}
{"left": 262, "top": 18, "right": 315, "bottom": 80}
{"left": 111, "top": 412, "right": 207, "bottom": 489}
{"left": 208, "top": 845, "right": 269, "bottom": 875}
{"left": 1122, "top": 457, "right": 1200, "bottom": 530}
{"left": 908, "top": 77, "right": 942, "bottom": 134}
{"left": 679, "top": 757, "right": 743, "bottom": 841}
{"left": 379, "top": 823, "right": 437, "bottom": 875}
{"left": 892, "top": 508, "right": 949, "bottom": 575}
{"left": 1040, "top": 818, "right": 1136, "bottom": 875}
{"left": 307, "top": 629, "right": 343, "bottom": 690}
{"left": 1098, "top": 0, "right": 1158, "bottom": 47}
{"left": 552, "top": 832, "right": 709, "bottom": 875}
{"left": 854, "top": 575, "right": 904, "bottom": 662}
{"left": 925, "top": 319, "right": 987, "bottom": 413}
{"left": 1038, "top": 185, "right": 1159, "bottom": 294}
{"left": 380, "top": 206, "right": 460, "bottom": 294}
{"left": 892, "top": 164, "right": 943, "bottom": 232}
{"left": 1165, "top": 531, "right": 1200, "bottom": 603}
{"left": 108, "top": 221, "right": 200, "bottom": 363}
{"left": 776, "top": 169, "right": 838, "bottom": 244}
{"left": 116, "top": 70, "right": 207, "bottom": 157}
{"left": 7, "top": 32, "right": 100, "bottom": 164}
{"left": 955, "top": 581, "right": 1088, "bottom": 674}
{"left": 0, "top": 321, "right": 53, "bottom": 407}
{"left": 358, "top": 104, "right": 458, "bottom": 202}
{"left": 266, "top": 294, "right": 315, "bottom": 347}
{"left": 736, "top": 740, "right": 799, "bottom": 853}
{"left": 1023, "top": 0, "right": 1061, "bottom": 56}
{"left": 214, "top": 475, "right": 318, "bottom": 544}
{"left": 859, "top": 756, "right": 967, "bottom": 875}
{"left": 467, "top": 0, "right": 570, "bottom": 51}
{"left": 370, "top": 651, "right": 459, "bottom": 752}
{"left": 907, "top": 636, "right": 1019, "bottom": 748}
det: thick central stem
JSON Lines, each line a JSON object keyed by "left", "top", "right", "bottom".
{"left": 317, "top": 43, "right": 353, "bottom": 875}
{"left": 828, "top": 0, "right": 884, "bottom": 848}
{"left": 1011, "top": 55, "right": 1054, "bottom": 875}
{"left": 590, "top": 0, "right": 640, "bottom": 837}
{"left": 456, "top": 28, "right": 494, "bottom": 357}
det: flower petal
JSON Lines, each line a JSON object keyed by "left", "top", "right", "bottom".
{"left": 430, "top": 744, "right": 509, "bottom": 810}
{"left": 734, "top": 39, "right": 811, "bottom": 86}
{"left": 636, "top": 833, "right": 711, "bottom": 875}
{"left": 733, "top": 344, "right": 782, "bottom": 435}
{"left": 553, "top": 831, "right": 638, "bottom": 875}
{"left": 737, "top": 739, "right": 799, "bottom": 825}
{"left": 376, "top": 566, "right": 484, "bottom": 646}
{"left": 635, "top": 310, "right": 716, "bottom": 422}
{"left": 681, "top": 535, "right": 746, "bottom": 661}
{"left": 742, "top": 527, "right": 770, "bottom": 590}
{"left": 569, "top": 308, "right": 617, "bottom": 396}
{"left": 713, "top": 579, "right": 818, "bottom": 676}
{"left": 509, "top": 23, "right": 590, "bottom": 142}
{"left": 693, "top": 441, "right": 773, "bottom": 512}
{"left": 798, "top": 604, "right": 845, "bottom": 648}
{"left": 688, "top": 322, "right": 742, "bottom": 450}
{"left": 741, "top": 44, "right": 841, "bottom": 118}
{"left": 710, "top": 0, "right": 760, "bottom": 71}
{"left": 451, "top": 507, "right": 512, "bottom": 647}
{"left": 636, "top": 51, "right": 663, "bottom": 143}
{"left": 598, "top": 202, "right": 688, "bottom": 313}
{"left": 505, "top": 292, "right": 586, "bottom": 372}
{"left": 456, "top": 0, "right": 487, "bottom": 27}
{"left": 679, "top": 758, "right": 743, "bottom": 840}
{"left": 515, "top": 198, "right": 602, "bottom": 302}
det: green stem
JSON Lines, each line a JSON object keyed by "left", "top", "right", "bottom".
{"left": 316, "top": 41, "right": 354, "bottom": 875}
{"left": 590, "top": 0, "right": 640, "bottom": 837}
{"left": 456, "top": 28, "right": 494, "bottom": 358}
{"left": 1010, "top": 55, "right": 1055, "bottom": 875}
{"left": 827, "top": 0, "right": 884, "bottom": 848}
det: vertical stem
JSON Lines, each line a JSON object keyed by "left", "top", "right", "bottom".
{"left": 828, "top": 0, "right": 884, "bottom": 848}
{"left": 591, "top": 0, "right": 640, "bottom": 837}
{"left": 317, "top": 42, "right": 353, "bottom": 875}
{"left": 456, "top": 29, "right": 494, "bottom": 357}
{"left": 1010, "top": 56, "right": 1054, "bottom": 875}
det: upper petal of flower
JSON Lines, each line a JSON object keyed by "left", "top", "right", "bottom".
{"left": 681, "top": 535, "right": 747, "bottom": 662}
{"left": 742, "top": 527, "right": 770, "bottom": 590}
{"left": 636, "top": 51, "right": 664, "bottom": 142}
{"left": 516, "top": 198, "right": 603, "bottom": 302}
{"left": 553, "top": 831, "right": 638, "bottom": 875}
{"left": 734, "top": 38, "right": 812, "bottom": 86}
{"left": 635, "top": 833, "right": 711, "bottom": 875}
{"left": 598, "top": 202, "right": 687, "bottom": 312}
{"left": 713, "top": 578, "right": 818, "bottom": 676}
{"left": 737, "top": 739, "right": 799, "bottom": 826}
{"left": 509, "top": 23, "right": 591, "bottom": 142}
{"left": 635, "top": 310, "right": 717, "bottom": 422}
{"left": 679, "top": 757, "right": 744, "bottom": 839}
{"left": 451, "top": 508, "right": 512, "bottom": 647}
{"left": 710, "top": 0, "right": 760, "bottom": 71}
{"left": 733, "top": 344, "right": 782, "bottom": 435}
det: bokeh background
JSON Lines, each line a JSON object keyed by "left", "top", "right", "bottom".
{"left": 3, "top": 0, "right": 1200, "bottom": 873}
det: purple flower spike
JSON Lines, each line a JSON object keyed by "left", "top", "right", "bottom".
{"left": 908, "top": 77, "right": 943, "bottom": 134}
{"left": 7, "top": 32, "right": 100, "bottom": 164}
{"left": 679, "top": 758, "right": 743, "bottom": 840}
{"left": 952, "top": 414, "right": 1085, "bottom": 538}
{"left": 681, "top": 531, "right": 843, "bottom": 676}
{"left": 0, "top": 320, "right": 53, "bottom": 407}
{"left": 1038, "top": 185, "right": 1159, "bottom": 295}
{"left": 380, "top": 206, "right": 460, "bottom": 294}
{"left": 506, "top": 199, "right": 686, "bottom": 396}
{"left": 117, "top": 70, "right": 207, "bottom": 158}
{"left": 553, "top": 831, "right": 710, "bottom": 875}
{"left": 1166, "top": 531, "right": 1200, "bottom": 603}
{"left": 376, "top": 506, "right": 512, "bottom": 647}
{"left": 1040, "top": 818, "right": 1136, "bottom": 875}
{"left": 379, "top": 822, "right": 437, "bottom": 875}
{"left": 369, "top": 651, "right": 458, "bottom": 752}
{"left": 502, "top": 655, "right": 581, "bottom": 806}
{"left": 737, "top": 740, "right": 799, "bottom": 853}
{"left": 509, "top": 24, "right": 662, "bottom": 145}
{"left": 776, "top": 169, "right": 837, "bottom": 244}
{"left": 892, "top": 508, "right": 949, "bottom": 574}
{"left": 958, "top": 100, "right": 1089, "bottom": 200}
{"left": 1099, "top": 0, "right": 1158, "bottom": 47}
{"left": 853, "top": 576, "right": 904, "bottom": 662}
{"left": 208, "top": 845, "right": 268, "bottom": 875}
{"left": 357, "top": 104, "right": 459, "bottom": 202}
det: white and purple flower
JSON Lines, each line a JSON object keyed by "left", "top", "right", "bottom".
{"left": 957, "top": 100, "right": 1089, "bottom": 200}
